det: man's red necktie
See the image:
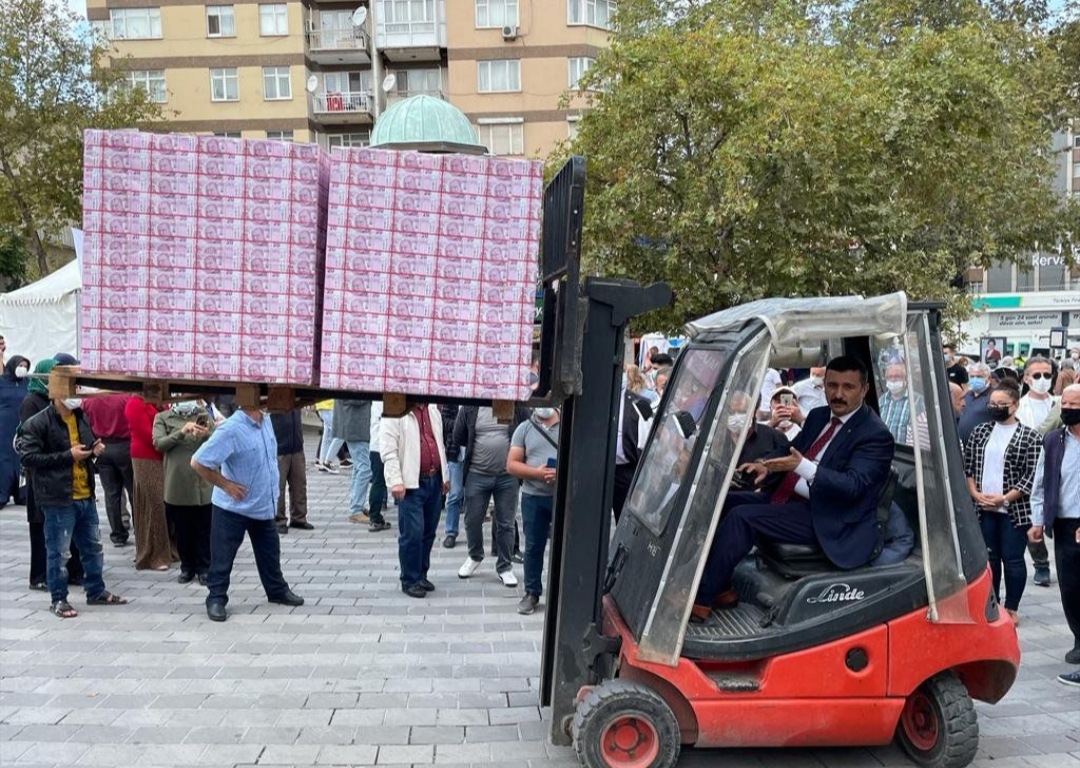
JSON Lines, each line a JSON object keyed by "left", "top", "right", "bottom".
{"left": 770, "top": 416, "right": 842, "bottom": 504}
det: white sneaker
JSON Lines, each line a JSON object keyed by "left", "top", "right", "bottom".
{"left": 499, "top": 569, "right": 518, "bottom": 588}
{"left": 458, "top": 557, "right": 482, "bottom": 579}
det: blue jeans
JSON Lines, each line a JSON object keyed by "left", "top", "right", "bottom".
{"left": 521, "top": 493, "right": 554, "bottom": 597}
{"left": 979, "top": 512, "right": 1029, "bottom": 612}
{"left": 206, "top": 505, "right": 290, "bottom": 607}
{"left": 444, "top": 461, "right": 464, "bottom": 537}
{"left": 398, "top": 474, "right": 443, "bottom": 587}
{"left": 42, "top": 499, "right": 106, "bottom": 604}
{"left": 345, "top": 441, "right": 375, "bottom": 520}
{"left": 464, "top": 471, "right": 519, "bottom": 573}
{"left": 318, "top": 410, "right": 343, "bottom": 464}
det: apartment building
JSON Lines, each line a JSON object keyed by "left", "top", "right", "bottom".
{"left": 86, "top": 0, "right": 608, "bottom": 157}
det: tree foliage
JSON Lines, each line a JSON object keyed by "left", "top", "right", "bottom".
{"left": 0, "top": 0, "right": 163, "bottom": 278}
{"left": 558, "top": 0, "right": 1080, "bottom": 332}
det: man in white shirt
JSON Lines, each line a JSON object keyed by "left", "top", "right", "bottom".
{"left": 791, "top": 367, "right": 827, "bottom": 414}
{"left": 1015, "top": 355, "right": 1055, "bottom": 587}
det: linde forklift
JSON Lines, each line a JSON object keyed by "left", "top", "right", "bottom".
{"left": 535, "top": 158, "right": 1020, "bottom": 768}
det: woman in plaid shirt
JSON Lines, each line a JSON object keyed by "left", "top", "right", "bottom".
{"left": 963, "top": 379, "right": 1042, "bottom": 624}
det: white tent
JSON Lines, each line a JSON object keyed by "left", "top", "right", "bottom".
{"left": 0, "top": 260, "right": 81, "bottom": 366}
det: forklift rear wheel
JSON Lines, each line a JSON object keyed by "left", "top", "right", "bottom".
{"left": 896, "top": 672, "right": 979, "bottom": 768}
{"left": 572, "top": 680, "right": 680, "bottom": 768}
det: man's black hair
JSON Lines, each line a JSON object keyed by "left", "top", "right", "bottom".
{"left": 826, "top": 355, "right": 869, "bottom": 385}
{"left": 651, "top": 353, "right": 674, "bottom": 367}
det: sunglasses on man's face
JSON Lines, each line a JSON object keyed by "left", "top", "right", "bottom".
{"left": 1028, "top": 372, "right": 1052, "bottom": 380}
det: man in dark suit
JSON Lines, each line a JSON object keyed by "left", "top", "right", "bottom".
{"left": 693, "top": 356, "right": 895, "bottom": 619}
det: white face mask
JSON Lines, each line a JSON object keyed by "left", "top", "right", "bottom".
{"left": 62, "top": 398, "right": 82, "bottom": 410}
{"left": 173, "top": 400, "right": 199, "bottom": 415}
{"left": 1029, "top": 378, "right": 1052, "bottom": 395}
{"left": 810, "top": 375, "right": 824, "bottom": 387}
{"left": 727, "top": 413, "right": 748, "bottom": 433}
{"left": 533, "top": 407, "right": 555, "bottom": 420}
{"left": 886, "top": 380, "right": 905, "bottom": 394}
{"left": 14, "top": 367, "right": 28, "bottom": 379}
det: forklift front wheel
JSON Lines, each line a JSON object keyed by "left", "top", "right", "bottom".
{"left": 896, "top": 672, "right": 979, "bottom": 768}
{"left": 572, "top": 680, "right": 680, "bottom": 768}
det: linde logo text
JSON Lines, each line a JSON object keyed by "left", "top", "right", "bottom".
{"left": 806, "top": 583, "right": 866, "bottom": 604}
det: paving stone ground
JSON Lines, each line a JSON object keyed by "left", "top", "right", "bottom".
{"left": 1, "top": 431, "right": 1077, "bottom": 768}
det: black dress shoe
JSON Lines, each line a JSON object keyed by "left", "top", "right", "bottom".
{"left": 401, "top": 584, "right": 427, "bottom": 598}
{"left": 197, "top": 573, "right": 208, "bottom": 586}
{"left": 419, "top": 579, "right": 435, "bottom": 592}
{"left": 206, "top": 602, "right": 227, "bottom": 622}
{"left": 276, "top": 523, "right": 289, "bottom": 534}
{"left": 177, "top": 571, "right": 196, "bottom": 584}
{"left": 289, "top": 521, "right": 315, "bottom": 530}
{"left": 442, "top": 535, "right": 456, "bottom": 548}
{"left": 268, "top": 590, "right": 304, "bottom": 607}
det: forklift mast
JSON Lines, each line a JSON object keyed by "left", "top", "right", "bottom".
{"left": 535, "top": 158, "right": 672, "bottom": 745}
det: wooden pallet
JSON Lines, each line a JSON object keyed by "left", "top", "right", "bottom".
{"left": 47, "top": 366, "right": 519, "bottom": 420}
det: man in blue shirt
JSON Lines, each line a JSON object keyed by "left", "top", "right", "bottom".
{"left": 192, "top": 406, "right": 304, "bottom": 622}
{"left": 958, "top": 362, "right": 995, "bottom": 444}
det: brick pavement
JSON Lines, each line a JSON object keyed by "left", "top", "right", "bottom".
{"left": 1, "top": 433, "right": 1077, "bottom": 768}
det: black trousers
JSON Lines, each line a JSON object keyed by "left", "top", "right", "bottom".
{"left": 166, "top": 502, "right": 212, "bottom": 576}
{"left": 1027, "top": 538, "right": 1050, "bottom": 570}
{"left": 96, "top": 440, "right": 134, "bottom": 544}
{"left": 612, "top": 463, "right": 636, "bottom": 523}
{"left": 369, "top": 451, "right": 387, "bottom": 513}
{"left": 29, "top": 521, "right": 83, "bottom": 585}
{"left": 1054, "top": 518, "right": 1080, "bottom": 648}
{"left": 205, "top": 506, "right": 290, "bottom": 607}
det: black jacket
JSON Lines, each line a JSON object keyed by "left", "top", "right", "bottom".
{"left": 19, "top": 392, "right": 55, "bottom": 523}
{"left": 16, "top": 405, "right": 98, "bottom": 508}
{"left": 440, "top": 404, "right": 461, "bottom": 460}
{"left": 453, "top": 405, "right": 531, "bottom": 480}
{"left": 270, "top": 411, "right": 304, "bottom": 456}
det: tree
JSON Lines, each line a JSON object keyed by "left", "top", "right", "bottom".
{"left": 559, "top": 0, "right": 1080, "bottom": 332}
{"left": 0, "top": 0, "right": 163, "bottom": 278}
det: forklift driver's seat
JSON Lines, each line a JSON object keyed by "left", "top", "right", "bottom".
{"left": 756, "top": 469, "right": 899, "bottom": 580}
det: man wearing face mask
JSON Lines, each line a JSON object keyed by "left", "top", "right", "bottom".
{"left": 0, "top": 356, "right": 31, "bottom": 509}
{"left": 1014, "top": 356, "right": 1056, "bottom": 588}
{"left": 726, "top": 391, "right": 789, "bottom": 494}
{"left": 879, "top": 363, "right": 918, "bottom": 444}
{"left": 16, "top": 394, "right": 128, "bottom": 618}
{"left": 959, "top": 362, "right": 996, "bottom": 444}
{"left": 1028, "top": 384, "right": 1080, "bottom": 686}
{"left": 791, "top": 366, "right": 828, "bottom": 414}
{"left": 506, "top": 406, "right": 561, "bottom": 614}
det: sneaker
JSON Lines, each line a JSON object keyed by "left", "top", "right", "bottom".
{"left": 458, "top": 557, "right": 482, "bottom": 579}
{"left": 1065, "top": 647, "right": 1080, "bottom": 665}
{"left": 348, "top": 513, "right": 367, "bottom": 524}
{"left": 316, "top": 462, "right": 330, "bottom": 473}
{"left": 1033, "top": 566, "right": 1051, "bottom": 587}
{"left": 517, "top": 594, "right": 539, "bottom": 615}
{"left": 512, "top": 550, "right": 524, "bottom": 564}
{"left": 442, "top": 535, "right": 456, "bottom": 549}
{"left": 499, "top": 569, "right": 518, "bottom": 588}
{"left": 340, "top": 458, "right": 353, "bottom": 468}
{"left": 1058, "top": 670, "right": 1080, "bottom": 687}
{"left": 324, "top": 463, "right": 340, "bottom": 475}
{"left": 369, "top": 521, "right": 392, "bottom": 532}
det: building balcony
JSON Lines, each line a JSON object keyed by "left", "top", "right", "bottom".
{"left": 373, "top": 0, "right": 446, "bottom": 62}
{"left": 311, "top": 92, "right": 374, "bottom": 125}
{"left": 307, "top": 28, "right": 371, "bottom": 65}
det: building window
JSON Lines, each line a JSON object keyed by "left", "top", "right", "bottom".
{"left": 123, "top": 70, "right": 167, "bottom": 103}
{"left": 108, "top": 7, "right": 162, "bottom": 39}
{"left": 476, "top": 119, "right": 524, "bottom": 156}
{"left": 263, "top": 66, "right": 292, "bottom": 100}
{"left": 567, "top": 0, "right": 612, "bottom": 28}
{"left": 477, "top": 60, "right": 521, "bottom": 93}
{"left": 382, "top": 0, "right": 435, "bottom": 30}
{"left": 475, "top": 0, "right": 518, "bottom": 28}
{"left": 259, "top": 4, "right": 288, "bottom": 36}
{"left": 266, "top": 130, "right": 294, "bottom": 142}
{"left": 213, "top": 132, "right": 242, "bottom": 138}
{"left": 567, "top": 116, "right": 580, "bottom": 141}
{"left": 568, "top": 57, "right": 594, "bottom": 89}
{"left": 393, "top": 68, "right": 441, "bottom": 97}
{"left": 206, "top": 5, "right": 235, "bottom": 37}
{"left": 210, "top": 68, "right": 239, "bottom": 101}
{"left": 324, "top": 71, "right": 371, "bottom": 95}
{"left": 328, "top": 131, "right": 370, "bottom": 148}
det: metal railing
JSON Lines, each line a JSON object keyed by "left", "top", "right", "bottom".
{"left": 308, "top": 27, "right": 369, "bottom": 52}
{"left": 386, "top": 88, "right": 445, "bottom": 102}
{"left": 311, "top": 91, "right": 372, "bottom": 114}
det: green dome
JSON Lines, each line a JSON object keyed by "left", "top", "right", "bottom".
{"left": 370, "top": 95, "right": 487, "bottom": 155}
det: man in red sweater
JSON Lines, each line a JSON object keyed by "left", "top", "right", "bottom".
{"left": 81, "top": 395, "right": 134, "bottom": 547}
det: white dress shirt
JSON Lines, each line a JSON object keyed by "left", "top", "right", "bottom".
{"left": 792, "top": 410, "right": 857, "bottom": 499}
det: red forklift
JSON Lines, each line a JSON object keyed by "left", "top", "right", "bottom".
{"left": 535, "top": 159, "right": 1020, "bottom": 768}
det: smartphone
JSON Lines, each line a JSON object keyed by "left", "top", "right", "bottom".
{"left": 546, "top": 458, "right": 557, "bottom": 468}
{"left": 780, "top": 393, "right": 794, "bottom": 408}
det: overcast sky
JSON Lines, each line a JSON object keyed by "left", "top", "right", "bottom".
{"left": 68, "top": 0, "right": 86, "bottom": 18}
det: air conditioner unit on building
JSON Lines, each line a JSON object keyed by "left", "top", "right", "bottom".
{"left": 501, "top": 24, "right": 518, "bottom": 41}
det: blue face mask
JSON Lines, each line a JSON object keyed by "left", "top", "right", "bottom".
{"left": 969, "top": 377, "right": 987, "bottom": 393}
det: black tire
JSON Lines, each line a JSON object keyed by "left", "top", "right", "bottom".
{"left": 895, "top": 672, "right": 979, "bottom": 768}
{"left": 572, "top": 679, "right": 681, "bottom": 768}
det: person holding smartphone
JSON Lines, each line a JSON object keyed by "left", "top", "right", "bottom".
{"left": 506, "top": 406, "right": 560, "bottom": 615}
{"left": 767, "top": 387, "right": 803, "bottom": 441}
